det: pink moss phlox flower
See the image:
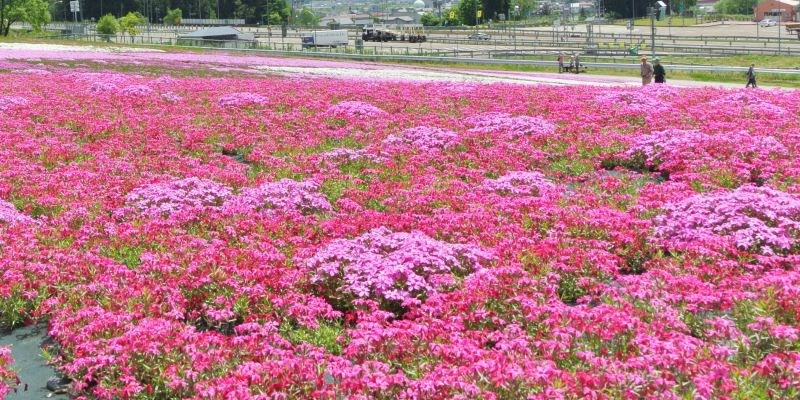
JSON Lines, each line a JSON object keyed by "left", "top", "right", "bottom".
{"left": 465, "top": 112, "right": 555, "bottom": 139}
{"left": 224, "top": 179, "right": 332, "bottom": 215}
{"left": 125, "top": 177, "right": 233, "bottom": 216}
{"left": 308, "top": 227, "right": 493, "bottom": 306}
{"left": 326, "top": 101, "right": 388, "bottom": 118}
{"left": 218, "top": 92, "right": 269, "bottom": 108}
{"left": 0, "top": 200, "right": 34, "bottom": 225}
{"left": 0, "top": 96, "right": 29, "bottom": 112}
{"left": 481, "top": 170, "right": 557, "bottom": 197}
{"left": 120, "top": 85, "right": 155, "bottom": 97}
{"left": 655, "top": 185, "right": 800, "bottom": 255}
{"left": 383, "top": 126, "right": 460, "bottom": 150}
{"left": 0, "top": 347, "right": 17, "bottom": 398}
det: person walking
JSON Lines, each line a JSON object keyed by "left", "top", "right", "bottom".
{"left": 746, "top": 64, "right": 757, "bottom": 88}
{"left": 573, "top": 53, "right": 581, "bottom": 74}
{"left": 568, "top": 55, "right": 575, "bottom": 73}
{"left": 653, "top": 57, "right": 666, "bottom": 84}
{"left": 640, "top": 57, "right": 654, "bottom": 86}
{"left": 558, "top": 52, "right": 565, "bottom": 73}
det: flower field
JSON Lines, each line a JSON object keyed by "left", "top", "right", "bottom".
{"left": 0, "top": 56, "right": 799, "bottom": 399}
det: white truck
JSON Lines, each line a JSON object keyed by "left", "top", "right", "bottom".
{"left": 302, "top": 30, "right": 349, "bottom": 48}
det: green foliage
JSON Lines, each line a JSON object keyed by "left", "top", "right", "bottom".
{"left": 0, "top": 0, "right": 51, "bottom": 36}
{"left": 280, "top": 321, "right": 346, "bottom": 355}
{"left": 265, "top": 0, "right": 289, "bottom": 24}
{"left": 715, "top": 0, "right": 758, "bottom": 15}
{"left": 118, "top": 11, "right": 146, "bottom": 42}
{"left": 162, "top": 8, "right": 182, "bottom": 25}
{"left": 421, "top": 12, "right": 442, "bottom": 26}
{"left": 297, "top": 6, "right": 318, "bottom": 27}
{"left": 96, "top": 14, "right": 119, "bottom": 41}
{"left": 457, "top": 0, "right": 481, "bottom": 25}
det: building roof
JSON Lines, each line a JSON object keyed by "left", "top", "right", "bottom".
{"left": 179, "top": 26, "right": 244, "bottom": 38}
{"left": 765, "top": 0, "right": 800, "bottom": 6}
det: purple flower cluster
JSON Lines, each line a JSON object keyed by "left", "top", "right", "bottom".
{"left": 0, "top": 200, "right": 33, "bottom": 225}
{"left": 320, "top": 148, "right": 382, "bottom": 165}
{"left": 383, "top": 126, "right": 459, "bottom": 150}
{"left": 626, "top": 128, "right": 789, "bottom": 182}
{"left": 308, "top": 227, "right": 493, "bottom": 307}
{"left": 595, "top": 89, "right": 674, "bottom": 115}
{"left": 655, "top": 185, "right": 800, "bottom": 255}
{"left": 120, "top": 85, "right": 155, "bottom": 97}
{"left": 326, "top": 101, "right": 388, "bottom": 118}
{"left": 224, "top": 179, "right": 332, "bottom": 215}
{"left": 0, "top": 96, "right": 29, "bottom": 112}
{"left": 481, "top": 170, "right": 557, "bottom": 197}
{"left": 89, "top": 82, "right": 118, "bottom": 93}
{"left": 465, "top": 112, "right": 555, "bottom": 139}
{"left": 218, "top": 92, "right": 269, "bottom": 108}
{"left": 125, "top": 177, "right": 233, "bottom": 216}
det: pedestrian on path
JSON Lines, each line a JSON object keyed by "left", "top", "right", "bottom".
{"left": 746, "top": 64, "right": 757, "bottom": 88}
{"left": 654, "top": 57, "right": 666, "bottom": 84}
{"left": 558, "top": 52, "right": 565, "bottom": 73}
{"left": 573, "top": 53, "right": 581, "bottom": 74}
{"left": 640, "top": 57, "right": 654, "bottom": 86}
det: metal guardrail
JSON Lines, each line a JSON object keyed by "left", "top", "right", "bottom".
{"left": 26, "top": 32, "right": 800, "bottom": 76}
{"left": 183, "top": 45, "right": 800, "bottom": 75}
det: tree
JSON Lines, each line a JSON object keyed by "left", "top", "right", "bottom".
{"left": 0, "top": 0, "right": 51, "bottom": 36}
{"left": 509, "top": 0, "right": 535, "bottom": 19}
{"left": 96, "top": 13, "right": 120, "bottom": 41}
{"left": 163, "top": 8, "right": 182, "bottom": 25}
{"left": 265, "top": 0, "right": 289, "bottom": 24}
{"left": 420, "top": 12, "right": 442, "bottom": 26}
{"left": 457, "top": 0, "right": 480, "bottom": 25}
{"left": 297, "top": 6, "right": 317, "bottom": 27}
{"left": 715, "top": 0, "right": 757, "bottom": 15}
{"left": 118, "top": 11, "right": 146, "bottom": 43}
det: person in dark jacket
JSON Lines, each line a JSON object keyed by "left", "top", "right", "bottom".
{"left": 746, "top": 64, "right": 757, "bottom": 88}
{"left": 653, "top": 58, "right": 666, "bottom": 84}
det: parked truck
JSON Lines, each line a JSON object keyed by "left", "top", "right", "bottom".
{"left": 302, "top": 30, "right": 349, "bottom": 48}
{"left": 362, "top": 24, "right": 426, "bottom": 43}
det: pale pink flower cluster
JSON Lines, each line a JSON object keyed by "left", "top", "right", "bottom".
{"left": 320, "top": 148, "right": 382, "bottom": 165}
{"left": 0, "top": 200, "right": 33, "bottom": 225}
{"left": 466, "top": 112, "right": 555, "bottom": 139}
{"left": 0, "top": 96, "right": 29, "bottom": 112}
{"left": 120, "top": 85, "right": 155, "bottom": 97}
{"left": 125, "top": 177, "right": 233, "bottom": 216}
{"left": 218, "top": 92, "right": 269, "bottom": 108}
{"left": 655, "top": 185, "right": 800, "bottom": 255}
{"left": 595, "top": 89, "right": 674, "bottom": 115}
{"left": 481, "top": 170, "right": 557, "bottom": 197}
{"left": 383, "top": 126, "right": 460, "bottom": 150}
{"left": 224, "top": 179, "right": 332, "bottom": 215}
{"left": 626, "top": 128, "right": 789, "bottom": 182}
{"left": 308, "top": 227, "right": 493, "bottom": 307}
{"left": 326, "top": 101, "right": 388, "bottom": 118}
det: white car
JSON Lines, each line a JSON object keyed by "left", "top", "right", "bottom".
{"left": 759, "top": 19, "right": 777, "bottom": 27}
{"left": 468, "top": 33, "right": 491, "bottom": 40}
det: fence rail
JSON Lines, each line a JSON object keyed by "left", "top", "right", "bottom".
{"left": 40, "top": 34, "right": 800, "bottom": 76}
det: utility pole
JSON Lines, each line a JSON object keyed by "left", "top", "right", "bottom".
{"left": 648, "top": 6, "right": 655, "bottom": 57}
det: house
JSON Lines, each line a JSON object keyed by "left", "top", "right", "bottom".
{"left": 379, "top": 15, "right": 416, "bottom": 25}
{"left": 177, "top": 26, "right": 255, "bottom": 48}
{"left": 351, "top": 14, "right": 374, "bottom": 25}
{"left": 753, "top": 0, "right": 798, "bottom": 21}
